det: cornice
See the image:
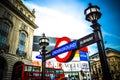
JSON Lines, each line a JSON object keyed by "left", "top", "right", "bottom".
{"left": 90, "top": 47, "right": 120, "bottom": 58}
{"left": 0, "top": 0, "right": 38, "bottom": 29}
{"left": 16, "top": 0, "right": 35, "bottom": 17}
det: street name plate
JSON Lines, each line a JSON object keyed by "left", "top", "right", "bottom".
{"left": 45, "top": 52, "right": 53, "bottom": 60}
{"left": 78, "top": 33, "right": 96, "bottom": 48}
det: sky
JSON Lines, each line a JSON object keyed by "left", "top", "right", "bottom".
{"left": 22, "top": 0, "right": 120, "bottom": 56}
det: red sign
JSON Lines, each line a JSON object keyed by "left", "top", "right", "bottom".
{"left": 55, "top": 37, "right": 88, "bottom": 62}
{"left": 55, "top": 37, "right": 75, "bottom": 62}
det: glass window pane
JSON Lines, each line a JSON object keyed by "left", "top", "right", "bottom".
{"left": 20, "top": 33, "right": 26, "bottom": 41}
{"left": 28, "top": 66, "right": 32, "bottom": 72}
{"left": 0, "top": 36, "right": 6, "bottom": 43}
{"left": 19, "top": 44, "right": 24, "bottom": 51}
{"left": 91, "top": 8, "right": 96, "bottom": 12}
{"left": 19, "top": 33, "right": 26, "bottom": 52}
{"left": 33, "top": 66, "right": 40, "bottom": 72}
{"left": 28, "top": 15, "right": 30, "bottom": 20}
{"left": 22, "top": 24, "right": 27, "bottom": 30}
{"left": 86, "top": 9, "right": 90, "bottom": 15}
{"left": 20, "top": 8, "right": 23, "bottom": 12}
{"left": 24, "top": 66, "right": 28, "bottom": 71}
{"left": 2, "top": 23, "right": 9, "bottom": 32}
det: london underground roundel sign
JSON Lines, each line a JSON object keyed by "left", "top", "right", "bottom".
{"left": 55, "top": 37, "right": 75, "bottom": 62}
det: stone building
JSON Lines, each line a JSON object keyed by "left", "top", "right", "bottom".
{"left": 0, "top": 0, "right": 38, "bottom": 80}
{"left": 90, "top": 47, "right": 120, "bottom": 80}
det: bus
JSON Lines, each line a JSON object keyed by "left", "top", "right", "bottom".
{"left": 54, "top": 68, "right": 65, "bottom": 80}
{"left": 45, "top": 67, "right": 65, "bottom": 80}
{"left": 15, "top": 64, "right": 42, "bottom": 80}
{"left": 14, "top": 64, "right": 65, "bottom": 80}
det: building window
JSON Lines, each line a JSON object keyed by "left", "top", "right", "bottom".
{"left": 10, "top": 0, "right": 14, "bottom": 4}
{"left": 0, "top": 23, "right": 9, "bottom": 48}
{"left": 27, "top": 15, "right": 30, "bottom": 20}
{"left": 20, "top": 7, "right": 23, "bottom": 13}
{"left": 5, "top": 12, "right": 12, "bottom": 20}
{"left": 22, "top": 24, "right": 27, "bottom": 30}
{"left": 18, "top": 33, "right": 26, "bottom": 55}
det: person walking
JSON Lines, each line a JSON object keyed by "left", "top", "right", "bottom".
{"left": 67, "top": 75, "right": 72, "bottom": 80}
{"left": 50, "top": 74, "right": 55, "bottom": 80}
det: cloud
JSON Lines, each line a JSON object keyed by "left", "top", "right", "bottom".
{"left": 105, "top": 43, "right": 120, "bottom": 50}
{"left": 24, "top": 2, "right": 92, "bottom": 39}
{"left": 88, "top": 43, "right": 98, "bottom": 56}
{"left": 103, "top": 31, "right": 120, "bottom": 40}
{"left": 102, "top": 31, "right": 120, "bottom": 50}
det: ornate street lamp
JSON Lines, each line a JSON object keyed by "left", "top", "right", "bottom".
{"left": 39, "top": 33, "right": 49, "bottom": 80}
{"left": 84, "top": 3, "right": 112, "bottom": 80}
{"left": 84, "top": 3, "right": 101, "bottom": 24}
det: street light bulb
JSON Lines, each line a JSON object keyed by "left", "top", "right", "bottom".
{"left": 86, "top": 9, "right": 90, "bottom": 15}
{"left": 91, "top": 8, "right": 96, "bottom": 12}
{"left": 46, "top": 39, "right": 48, "bottom": 43}
{"left": 42, "top": 39, "right": 44, "bottom": 42}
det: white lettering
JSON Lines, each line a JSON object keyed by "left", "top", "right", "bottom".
{"left": 80, "top": 36, "right": 93, "bottom": 45}
{"left": 52, "top": 40, "right": 77, "bottom": 56}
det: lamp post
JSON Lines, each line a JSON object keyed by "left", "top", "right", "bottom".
{"left": 84, "top": 3, "right": 112, "bottom": 80}
{"left": 39, "top": 33, "right": 49, "bottom": 80}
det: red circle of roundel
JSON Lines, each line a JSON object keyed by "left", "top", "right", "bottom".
{"left": 55, "top": 37, "right": 72, "bottom": 62}
{"left": 80, "top": 47, "right": 88, "bottom": 53}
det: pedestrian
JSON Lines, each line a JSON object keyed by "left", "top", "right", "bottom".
{"left": 50, "top": 74, "right": 55, "bottom": 80}
{"left": 67, "top": 75, "right": 72, "bottom": 80}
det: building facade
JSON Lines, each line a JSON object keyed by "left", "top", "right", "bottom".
{"left": 90, "top": 48, "right": 120, "bottom": 80}
{"left": 0, "top": 0, "right": 38, "bottom": 80}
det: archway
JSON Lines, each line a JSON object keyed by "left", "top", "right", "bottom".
{"left": 0, "top": 56, "right": 7, "bottom": 80}
{"left": 11, "top": 61, "right": 24, "bottom": 80}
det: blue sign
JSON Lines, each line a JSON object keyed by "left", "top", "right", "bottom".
{"left": 51, "top": 40, "right": 77, "bottom": 56}
{"left": 36, "top": 55, "right": 42, "bottom": 59}
{"left": 80, "top": 51, "right": 88, "bottom": 61}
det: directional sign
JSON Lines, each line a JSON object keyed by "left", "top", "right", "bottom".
{"left": 36, "top": 55, "right": 42, "bottom": 59}
{"left": 45, "top": 40, "right": 77, "bottom": 60}
{"left": 78, "top": 33, "right": 97, "bottom": 48}
{"left": 51, "top": 40, "right": 77, "bottom": 57}
{"left": 44, "top": 32, "right": 100, "bottom": 60}
{"left": 45, "top": 52, "right": 54, "bottom": 60}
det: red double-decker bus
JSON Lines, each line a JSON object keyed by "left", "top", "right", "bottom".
{"left": 15, "top": 64, "right": 42, "bottom": 80}
{"left": 45, "top": 67, "right": 65, "bottom": 80}
{"left": 54, "top": 68, "right": 65, "bottom": 80}
{"left": 14, "top": 64, "right": 65, "bottom": 80}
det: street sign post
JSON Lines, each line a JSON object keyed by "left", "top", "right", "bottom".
{"left": 78, "top": 33, "right": 99, "bottom": 48}
{"left": 44, "top": 32, "right": 100, "bottom": 60}
{"left": 44, "top": 40, "right": 77, "bottom": 60}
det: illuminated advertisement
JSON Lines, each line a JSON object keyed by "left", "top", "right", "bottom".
{"left": 60, "top": 62, "right": 81, "bottom": 72}
{"left": 33, "top": 36, "right": 56, "bottom": 52}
